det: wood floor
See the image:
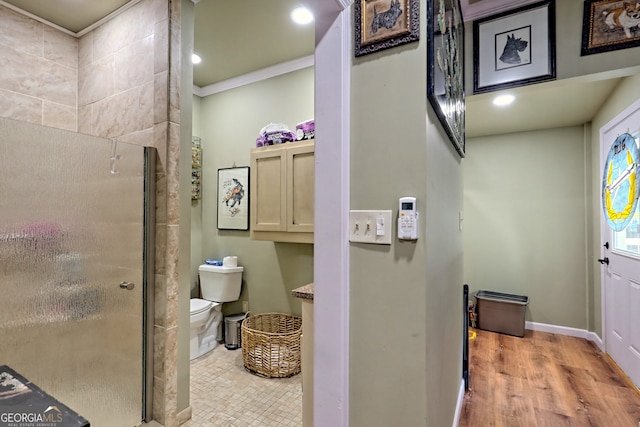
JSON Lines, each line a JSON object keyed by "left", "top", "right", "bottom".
{"left": 459, "top": 329, "right": 640, "bottom": 427}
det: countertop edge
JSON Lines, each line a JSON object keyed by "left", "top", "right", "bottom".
{"left": 292, "top": 283, "right": 314, "bottom": 301}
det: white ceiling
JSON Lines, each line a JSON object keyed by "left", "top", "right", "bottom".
{"left": 0, "top": 0, "right": 633, "bottom": 138}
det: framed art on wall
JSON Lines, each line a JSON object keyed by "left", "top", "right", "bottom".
{"left": 427, "top": 0, "right": 465, "bottom": 157}
{"left": 473, "top": 0, "right": 556, "bottom": 93}
{"left": 354, "top": 0, "right": 420, "bottom": 57}
{"left": 217, "top": 166, "right": 249, "bottom": 230}
{"left": 581, "top": 0, "right": 640, "bottom": 56}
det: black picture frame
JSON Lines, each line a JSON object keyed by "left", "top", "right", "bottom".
{"left": 581, "top": 0, "right": 640, "bottom": 56}
{"left": 217, "top": 166, "right": 250, "bottom": 231}
{"left": 354, "top": 0, "right": 420, "bottom": 57}
{"left": 473, "top": 0, "right": 556, "bottom": 94}
{"left": 427, "top": 0, "right": 466, "bottom": 157}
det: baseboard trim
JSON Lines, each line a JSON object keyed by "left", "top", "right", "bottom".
{"left": 525, "top": 321, "right": 604, "bottom": 350}
{"left": 453, "top": 379, "right": 465, "bottom": 427}
{"left": 176, "top": 406, "right": 192, "bottom": 426}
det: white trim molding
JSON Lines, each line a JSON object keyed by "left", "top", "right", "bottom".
{"left": 193, "top": 55, "right": 314, "bottom": 97}
{"left": 0, "top": 0, "right": 143, "bottom": 37}
{"left": 459, "top": 0, "right": 540, "bottom": 22}
{"left": 453, "top": 380, "right": 465, "bottom": 427}
{"left": 525, "top": 321, "right": 605, "bottom": 351}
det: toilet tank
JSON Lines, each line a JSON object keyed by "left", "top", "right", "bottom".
{"left": 198, "top": 265, "right": 243, "bottom": 302}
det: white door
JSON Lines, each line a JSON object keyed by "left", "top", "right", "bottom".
{"left": 600, "top": 100, "right": 640, "bottom": 390}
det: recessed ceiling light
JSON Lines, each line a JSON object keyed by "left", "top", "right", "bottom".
{"left": 493, "top": 94, "right": 515, "bottom": 106}
{"left": 291, "top": 7, "right": 313, "bottom": 25}
{"left": 192, "top": 53, "right": 202, "bottom": 64}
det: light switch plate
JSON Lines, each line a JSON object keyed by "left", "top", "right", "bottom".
{"left": 349, "top": 210, "right": 392, "bottom": 245}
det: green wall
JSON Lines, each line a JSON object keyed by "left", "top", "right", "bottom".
{"left": 349, "top": 0, "right": 463, "bottom": 424}
{"left": 193, "top": 67, "right": 314, "bottom": 316}
{"left": 464, "top": 126, "right": 590, "bottom": 328}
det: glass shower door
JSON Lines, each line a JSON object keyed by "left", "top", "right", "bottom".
{"left": 0, "top": 118, "right": 149, "bottom": 427}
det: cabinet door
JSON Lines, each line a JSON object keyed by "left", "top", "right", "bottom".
{"left": 287, "top": 143, "right": 314, "bottom": 233}
{"left": 250, "top": 148, "right": 286, "bottom": 231}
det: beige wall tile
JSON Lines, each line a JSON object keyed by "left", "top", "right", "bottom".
{"left": 139, "top": 0, "right": 157, "bottom": 38}
{"left": 115, "top": 35, "right": 155, "bottom": 93}
{"left": 118, "top": 127, "right": 154, "bottom": 147}
{"left": 154, "top": 20, "right": 169, "bottom": 74}
{"left": 1, "top": 44, "right": 76, "bottom": 107}
{"left": 0, "top": 89, "right": 42, "bottom": 124}
{"left": 79, "top": 55, "right": 114, "bottom": 107}
{"left": 154, "top": 71, "right": 169, "bottom": 124}
{"left": 0, "top": 5, "right": 42, "bottom": 57}
{"left": 155, "top": 223, "right": 167, "bottom": 276}
{"left": 93, "top": 5, "right": 141, "bottom": 62}
{"left": 92, "top": 84, "right": 154, "bottom": 138}
{"left": 166, "top": 122, "right": 180, "bottom": 225}
{"left": 152, "top": 374, "right": 166, "bottom": 424}
{"left": 163, "top": 325, "right": 178, "bottom": 425}
{"left": 78, "top": 105, "right": 91, "bottom": 135}
{"left": 43, "top": 101, "right": 76, "bottom": 131}
{"left": 78, "top": 33, "right": 93, "bottom": 70}
{"left": 43, "top": 26, "right": 77, "bottom": 69}
{"left": 168, "top": 17, "right": 181, "bottom": 125}
{"left": 154, "top": 273, "right": 168, "bottom": 327}
{"left": 152, "top": 0, "right": 169, "bottom": 24}
{"left": 153, "top": 122, "right": 169, "bottom": 171}
{"left": 139, "top": 81, "right": 155, "bottom": 130}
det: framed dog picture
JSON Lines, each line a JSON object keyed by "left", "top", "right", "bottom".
{"left": 473, "top": 0, "right": 556, "bottom": 94}
{"left": 581, "top": 0, "right": 640, "bottom": 55}
{"left": 354, "top": 0, "right": 420, "bottom": 56}
{"left": 217, "top": 166, "right": 249, "bottom": 230}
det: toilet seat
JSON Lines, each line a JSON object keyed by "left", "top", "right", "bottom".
{"left": 191, "top": 298, "right": 214, "bottom": 315}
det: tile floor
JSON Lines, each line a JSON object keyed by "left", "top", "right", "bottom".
{"left": 181, "top": 343, "right": 302, "bottom": 427}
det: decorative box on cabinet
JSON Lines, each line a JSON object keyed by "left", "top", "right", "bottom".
{"left": 250, "top": 140, "right": 314, "bottom": 243}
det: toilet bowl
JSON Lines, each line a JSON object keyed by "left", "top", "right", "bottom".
{"left": 189, "top": 298, "right": 223, "bottom": 360}
{"left": 189, "top": 264, "right": 243, "bottom": 360}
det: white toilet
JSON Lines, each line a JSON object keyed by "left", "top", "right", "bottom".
{"left": 189, "top": 264, "right": 243, "bottom": 360}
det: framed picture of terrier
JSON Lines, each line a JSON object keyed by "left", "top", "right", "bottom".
{"left": 581, "top": 0, "right": 640, "bottom": 55}
{"left": 217, "top": 166, "right": 250, "bottom": 231}
{"left": 473, "top": 0, "right": 556, "bottom": 94}
{"left": 354, "top": 0, "right": 420, "bottom": 57}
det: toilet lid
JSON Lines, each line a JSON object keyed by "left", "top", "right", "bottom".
{"left": 190, "top": 298, "right": 213, "bottom": 315}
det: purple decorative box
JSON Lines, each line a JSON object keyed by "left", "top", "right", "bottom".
{"left": 256, "top": 123, "right": 296, "bottom": 147}
{"left": 295, "top": 119, "right": 315, "bottom": 141}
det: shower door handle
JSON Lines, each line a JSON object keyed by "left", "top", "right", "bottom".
{"left": 119, "top": 281, "right": 135, "bottom": 290}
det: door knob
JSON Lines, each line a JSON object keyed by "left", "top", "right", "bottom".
{"left": 119, "top": 281, "right": 135, "bottom": 290}
{"left": 597, "top": 257, "right": 609, "bottom": 265}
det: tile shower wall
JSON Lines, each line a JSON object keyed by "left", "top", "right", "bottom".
{"left": 77, "top": 1, "right": 184, "bottom": 426}
{"left": 0, "top": 5, "right": 78, "bottom": 131}
{"left": 0, "top": 1, "right": 186, "bottom": 426}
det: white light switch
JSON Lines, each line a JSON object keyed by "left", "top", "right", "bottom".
{"left": 349, "top": 210, "right": 392, "bottom": 245}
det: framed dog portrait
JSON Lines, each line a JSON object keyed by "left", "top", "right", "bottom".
{"left": 217, "top": 166, "right": 249, "bottom": 230}
{"left": 581, "top": 0, "right": 640, "bottom": 55}
{"left": 354, "top": 0, "right": 420, "bottom": 57}
{"left": 473, "top": 0, "right": 556, "bottom": 94}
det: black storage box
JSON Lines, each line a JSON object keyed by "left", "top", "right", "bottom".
{"left": 475, "top": 290, "right": 528, "bottom": 337}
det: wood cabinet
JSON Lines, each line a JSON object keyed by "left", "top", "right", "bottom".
{"left": 250, "top": 140, "right": 314, "bottom": 243}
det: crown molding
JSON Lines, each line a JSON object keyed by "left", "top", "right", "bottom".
{"left": 194, "top": 55, "right": 314, "bottom": 97}
{"left": 459, "top": 0, "right": 539, "bottom": 22}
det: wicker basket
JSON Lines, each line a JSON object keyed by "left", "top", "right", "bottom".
{"left": 241, "top": 312, "right": 302, "bottom": 378}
